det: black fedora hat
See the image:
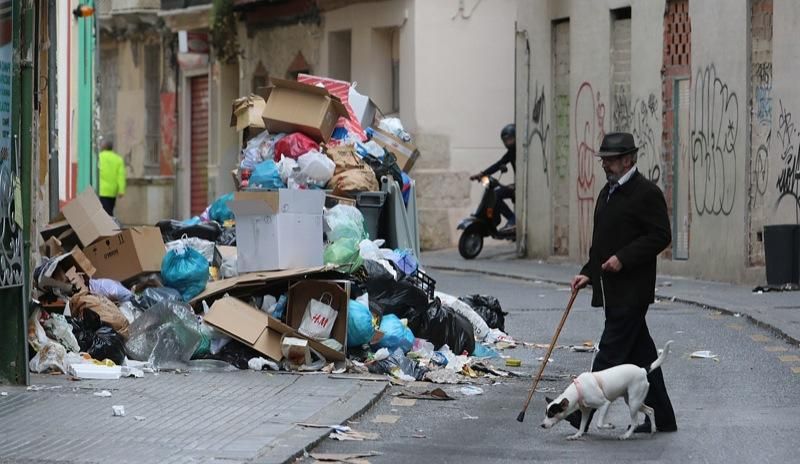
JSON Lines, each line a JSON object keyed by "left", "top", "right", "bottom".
{"left": 596, "top": 132, "right": 638, "bottom": 158}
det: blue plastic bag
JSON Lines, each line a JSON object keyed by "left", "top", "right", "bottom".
{"left": 208, "top": 192, "right": 234, "bottom": 223}
{"left": 161, "top": 245, "right": 209, "bottom": 301}
{"left": 347, "top": 299, "right": 374, "bottom": 347}
{"left": 388, "top": 249, "right": 418, "bottom": 276}
{"left": 249, "top": 160, "right": 285, "bottom": 189}
{"left": 471, "top": 343, "right": 499, "bottom": 358}
{"left": 375, "top": 314, "right": 414, "bottom": 353}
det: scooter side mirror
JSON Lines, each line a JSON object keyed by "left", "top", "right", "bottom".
{"left": 499, "top": 165, "right": 508, "bottom": 174}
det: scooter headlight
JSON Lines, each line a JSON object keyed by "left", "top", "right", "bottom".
{"left": 480, "top": 176, "right": 490, "bottom": 187}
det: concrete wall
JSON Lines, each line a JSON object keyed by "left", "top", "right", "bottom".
{"left": 517, "top": 0, "right": 800, "bottom": 284}
{"left": 237, "top": 0, "right": 519, "bottom": 249}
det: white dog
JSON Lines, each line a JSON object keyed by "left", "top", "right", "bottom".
{"left": 540, "top": 340, "right": 673, "bottom": 440}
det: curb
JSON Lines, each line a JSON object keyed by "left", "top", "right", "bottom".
{"left": 272, "top": 380, "right": 391, "bottom": 464}
{"left": 427, "top": 264, "right": 800, "bottom": 346}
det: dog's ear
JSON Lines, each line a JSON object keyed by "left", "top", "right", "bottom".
{"left": 559, "top": 398, "right": 569, "bottom": 409}
{"left": 545, "top": 396, "right": 554, "bottom": 404}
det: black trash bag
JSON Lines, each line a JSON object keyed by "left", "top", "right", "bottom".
{"left": 361, "top": 260, "right": 428, "bottom": 319}
{"left": 208, "top": 340, "right": 265, "bottom": 370}
{"left": 132, "top": 286, "right": 183, "bottom": 311}
{"left": 87, "top": 326, "right": 126, "bottom": 365}
{"left": 459, "top": 294, "right": 507, "bottom": 332}
{"left": 362, "top": 151, "right": 403, "bottom": 186}
{"left": 156, "top": 219, "right": 223, "bottom": 243}
{"left": 407, "top": 298, "right": 475, "bottom": 355}
{"left": 368, "top": 348, "right": 428, "bottom": 380}
{"left": 216, "top": 227, "right": 236, "bottom": 246}
{"left": 69, "top": 315, "right": 96, "bottom": 352}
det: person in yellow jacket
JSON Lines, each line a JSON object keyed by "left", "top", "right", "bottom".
{"left": 98, "top": 139, "right": 126, "bottom": 216}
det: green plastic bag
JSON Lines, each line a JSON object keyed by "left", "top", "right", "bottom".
{"left": 324, "top": 238, "right": 363, "bottom": 273}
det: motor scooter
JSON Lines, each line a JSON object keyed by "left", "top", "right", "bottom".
{"left": 457, "top": 166, "right": 515, "bottom": 259}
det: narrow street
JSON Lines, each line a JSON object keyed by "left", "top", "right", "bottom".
{"left": 308, "top": 268, "right": 800, "bottom": 463}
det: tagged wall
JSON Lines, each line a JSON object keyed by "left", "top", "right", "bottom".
{"left": 517, "top": 0, "right": 800, "bottom": 284}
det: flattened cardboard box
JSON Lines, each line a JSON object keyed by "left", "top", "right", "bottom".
{"left": 262, "top": 78, "right": 349, "bottom": 143}
{"left": 189, "top": 265, "right": 329, "bottom": 305}
{"left": 83, "top": 227, "right": 166, "bottom": 283}
{"left": 61, "top": 189, "right": 119, "bottom": 247}
{"left": 205, "top": 297, "right": 289, "bottom": 362}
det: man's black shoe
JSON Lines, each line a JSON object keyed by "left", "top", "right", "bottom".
{"left": 632, "top": 420, "right": 677, "bottom": 433}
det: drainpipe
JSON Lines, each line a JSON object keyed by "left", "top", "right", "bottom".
{"left": 47, "top": 0, "right": 58, "bottom": 219}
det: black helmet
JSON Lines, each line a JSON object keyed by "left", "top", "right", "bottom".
{"left": 500, "top": 123, "right": 515, "bottom": 140}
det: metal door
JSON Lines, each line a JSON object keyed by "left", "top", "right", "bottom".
{"left": 190, "top": 75, "right": 209, "bottom": 216}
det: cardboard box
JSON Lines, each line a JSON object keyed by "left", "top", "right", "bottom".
{"left": 230, "top": 189, "right": 325, "bottom": 272}
{"left": 370, "top": 127, "right": 421, "bottom": 173}
{"left": 286, "top": 279, "right": 349, "bottom": 362}
{"left": 348, "top": 86, "right": 378, "bottom": 129}
{"left": 40, "top": 220, "right": 80, "bottom": 252}
{"left": 83, "top": 227, "right": 166, "bottom": 283}
{"left": 204, "top": 297, "right": 290, "bottom": 362}
{"left": 62, "top": 189, "right": 120, "bottom": 247}
{"left": 230, "top": 95, "right": 267, "bottom": 131}
{"left": 202, "top": 280, "right": 349, "bottom": 363}
{"left": 34, "top": 248, "right": 96, "bottom": 294}
{"left": 262, "top": 78, "right": 350, "bottom": 142}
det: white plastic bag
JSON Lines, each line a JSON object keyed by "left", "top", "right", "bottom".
{"left": 297, "top": 150, "right": 336, "bottom": 186}
{"left": 166, "top": 236, "right": 216, "bottom": 264}
{"left": 277, "top": 156, "right": 299, "bottom": 184}
{"left": 29, "top": 341, "right": 68, "bottom": 374}
{"left": 435, "top": 291, "right": 490, "bottom": 341}
{"left": 220, "top": 251, "right": 238, "bottom": 279}
{"left": 241, "top": 131, "right": 284, "bottom": 169}
{"left": 298, "top": 292, "right": 338, "bottom": 340}
{"left": 358, "top": 239, "right": 383, "bottom": 261}
{"left": 378, "top": 117, "right": 411, "bottom": 142}
{"left": 42, "top": 313, "right": 80, "bottom": 353}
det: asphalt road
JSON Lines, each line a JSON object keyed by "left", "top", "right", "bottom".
{"left": 305, "top": 269, "right": 800, "bottom": 464}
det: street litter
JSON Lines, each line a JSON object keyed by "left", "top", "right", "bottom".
{"left": 309, "top": 451, "right": 383, "bottom": 462}
{"left": 390, "top": 397, "right": 417, "bottom": 407}
{"left": 329, "top": 430, "right": 380, "bottom": 441}
{"left": 460, "top": 386, "right": 484, "bottom": 396}
{"left": 92, "top": 390, "right": 112, "bottom": 397}
{"left": 690, "top": 350, "right": 720, "bottom": 360}
{"left": 111, "top": 405, "right": 125, "bottom": 417}
{"left": 398, "top": 388, "right": 454, "bottom": 401}
{"left": 134, "top": 416, "right": 146, "bottom": 421}
{"left": 463, "top": 414, "right": 479, "bottom": 420}
{"left": 1, "top": 392, "right": 8, "bottom": 396}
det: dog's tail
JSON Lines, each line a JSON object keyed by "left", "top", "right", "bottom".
{"left": 647, "top": 340, "right": 674, "bottom": 373}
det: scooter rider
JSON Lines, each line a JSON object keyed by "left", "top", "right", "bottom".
{"left": 470, "top": 124, "right": 516, "bottom": 232}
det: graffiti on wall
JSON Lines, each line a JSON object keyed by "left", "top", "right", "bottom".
{"left": 690, "top": 65, "right": 740, "bottom": 216}
{"left": 613, "top": 89, "right": 661, "bottom": 185}
{"left": 527, "top": 83, "right": 550, "bottom": 185}
{"left": 575, "top": 82, "right": 605, "bottom": 259}
{"left": 775, "top": 101, "right": 800, "bottom": 217}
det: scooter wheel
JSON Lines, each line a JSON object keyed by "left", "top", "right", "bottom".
{"left": 458, "top": 228, "right": 484, "bottom": 259}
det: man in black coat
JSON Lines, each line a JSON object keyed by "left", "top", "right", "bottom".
{"left": 569, "top": 132, "right": 677, "bottom": 433}
{"left": 470, "top": 124, "right": 516, "bottom": 232}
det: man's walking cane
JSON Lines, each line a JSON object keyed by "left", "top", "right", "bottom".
{"left": 516, "top": 287, "right": 579, "bottom": 422}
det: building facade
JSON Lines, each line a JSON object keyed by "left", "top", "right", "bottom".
{"left": 516, "top": 0, "right": 796, "bottom": 284}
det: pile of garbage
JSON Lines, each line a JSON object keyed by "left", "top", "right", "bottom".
{"left": 28, "top": 74, "right": 514, "bottom": 385}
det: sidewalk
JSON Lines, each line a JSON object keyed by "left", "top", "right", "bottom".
{"left": 0, "top": 371, "right": 387, "bottom": 464}
{"left": 422, "top": 243, "right": 800, "bottom": 345}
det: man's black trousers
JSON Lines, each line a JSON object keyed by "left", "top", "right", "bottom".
{"left": 592, "top": 304, "right": 677, "bottom": 429}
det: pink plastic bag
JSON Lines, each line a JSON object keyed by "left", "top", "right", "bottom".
{"left": 274, "top": 133, "right": 320, "bottom": 161}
